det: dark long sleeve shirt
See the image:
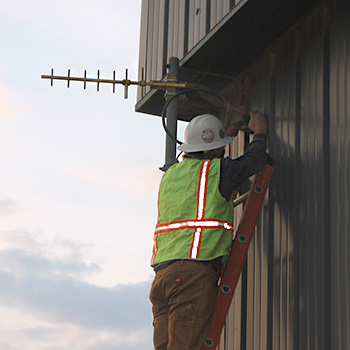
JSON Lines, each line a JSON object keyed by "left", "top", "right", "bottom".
{"left": 219, "top": 133, "right": 267, "bottom": 201}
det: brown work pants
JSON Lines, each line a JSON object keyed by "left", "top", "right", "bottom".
{"left": 149, "top": 260, "right": 220, "bottom": 350}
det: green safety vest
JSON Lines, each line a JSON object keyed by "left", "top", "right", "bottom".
{"left": 151, "top": 158, "right": 234, "bottom": 266}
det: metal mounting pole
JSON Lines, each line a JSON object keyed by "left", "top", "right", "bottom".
{"left": 161, "top": 57, "right": 179, "bottom": 171}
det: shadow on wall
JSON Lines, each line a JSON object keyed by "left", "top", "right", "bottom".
{"left": 264, "top": 111, "right": 329, "bottom": 348}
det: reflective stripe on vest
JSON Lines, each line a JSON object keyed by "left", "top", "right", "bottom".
{"left": 154, "top": 160, "right": 234, "bottom": 260}
{"left": 155, "top": 219, "right": 234, "bottom": 234}
{"left": 191, "top": 159, "right": 210, "bottom": 258}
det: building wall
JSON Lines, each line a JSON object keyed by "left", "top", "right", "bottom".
{"left": 221, "top": 3, "right": 350, "bottom": 349}
{"left": 137, "top": 0, "right": 243, "bottom": 100}
{"left": 329, "top": 1, "right": 350, "bottom": 349}
{"left": 138, "top": 1, "right": 350, "bottom": 349}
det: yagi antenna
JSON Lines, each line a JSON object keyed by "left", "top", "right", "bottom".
{"left": 41, "top": 67, "right": 247, "bottom": 116}
{"left": 41, "top": 68, "right": 188, "bottom": 99}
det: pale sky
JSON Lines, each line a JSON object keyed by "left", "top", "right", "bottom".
{"left": 0, "top": 1, "right": 175, "bottom": 349}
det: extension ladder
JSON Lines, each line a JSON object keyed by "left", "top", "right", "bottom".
{"left": 202, "top": 157, "right": 275, "bottom": 350}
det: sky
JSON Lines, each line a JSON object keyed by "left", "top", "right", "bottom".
{"left": 0, "top": 1, "right": 180, "bottom": 349}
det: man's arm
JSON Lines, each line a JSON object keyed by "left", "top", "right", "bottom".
{"left": 220, "top": 112, "right": 268, "bottom": 201}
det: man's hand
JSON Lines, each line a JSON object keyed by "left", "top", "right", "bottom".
{"left": 248, "top": 111, "right": 268, "bottom": 134}
{"left": 226, "top": 122, "right": 240, "bottom": 137}
{"left": 226, "top": 111, "right": 267, "bottom": 136}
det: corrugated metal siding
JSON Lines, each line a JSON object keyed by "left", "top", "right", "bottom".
{"left": 244, "top": 55, "right": 273, "bottom": 350}
{"left": 330, "top": 1, "right": 350, "bottom": 349}
{"left": 146, "top": 0, "right": 164, "bottom": 81}
{"left": 222, "top": 132, "right": 246, "bottom": 350}
{"left": 298, "top": 7, "right": 330, "bottom": 350}
{"left": 221, "top": 4, "right": 344, "bottom": 350}
{"left": 167, "top": 0, "right": 186, "bottom": 59}
{"left": 210, "top": 0, "right": 231, "bottom": 28}
{"left": 138, "top": 0, "right": 245, "bottom": 101}
{"left": 220, "top": 3, "right": 350, "bottom": 349}
{"left": 269, "top": 30, "right": 300, "bottom": 350}
{"left": 137, "top": 0, "right": 167, "bottom": 99}
{"left": 210, "top": 0, "right": 244, "bottom": 28}
{"left": 187, "top": 0, "right": 207, "bottom": 49}
{"left": 137, "top": 0, "right": 149, "bottom": 101}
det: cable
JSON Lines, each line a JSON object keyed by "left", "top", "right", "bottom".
{"left": 176, "top": 151, "right": 183, "bottom": 161}
{"left": 161, "top": 84, "right": 229, "bottom": 145}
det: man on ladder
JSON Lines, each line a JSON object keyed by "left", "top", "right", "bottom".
{"left": 149, "top": 111, "right": 268, "bottom": 350}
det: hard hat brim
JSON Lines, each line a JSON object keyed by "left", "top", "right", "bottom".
{"left": 178, "top": 136, "right": 234, "bottom": 153}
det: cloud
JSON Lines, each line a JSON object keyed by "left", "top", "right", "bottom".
{"left": 0, "top": 248, "right": 99, "bottom": 277}
{"left": 0, "top": 311, "right": 153, "bottom": 350}
{"left": 0, "top": 235, "right": 153, "bottom": 332}
{"left": 0, "top": 342, "right": 20, "bottom": 350}
{"left": 0, "top": 268, "right": 152, "bottom": 331}
{"left": 87, "top": 333, "right": 152, "bottom": 350}
{"left": 0, "top": 198, "right": 19, "bottom": 217}
{"left": 22, "top": 325, "right": 61, "bottom": 339}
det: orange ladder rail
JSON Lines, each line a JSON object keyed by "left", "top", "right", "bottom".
{"left": 202, "top": 157, "right": 275, "bottom": 350}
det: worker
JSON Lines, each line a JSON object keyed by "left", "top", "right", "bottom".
{"left": 149, "top": 111, "right": 268, "bottom": 350}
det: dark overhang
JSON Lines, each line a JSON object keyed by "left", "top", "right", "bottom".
{"left": 136, "top": 0, "right": 320, "bottom": 120}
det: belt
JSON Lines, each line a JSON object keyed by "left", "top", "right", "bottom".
{"left": 154, "top": 257, "right": 222, "bottom": 274}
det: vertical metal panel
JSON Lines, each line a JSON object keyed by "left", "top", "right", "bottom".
{"left": 138, "top": 0, "right": 166, "bottom": 98}
{"left": 330, "top": 1, "right": 350, "bottom": 349}
{"left": 223, "top": 132, "right": 245, "bottom": 349}
{"left": 145, "top": 0, "right": 155, "bottom": 85}
{"left": 162, "top": 0, "right": 170, "bottom": 77}
{"left": 184, "top": 0, "right": 190, "bottom": 55}
{"left": 244, "top": 54, "right": 273, "bottom": 350}
{"left": 210, "top": 0, "right": 231, "bottom": 29}
{"left": 188, "top": 0, "right": 207, "bottom": 50}
{"left": 137, "top": 0, "right": 150, "bottom": 101}
{"left": 299, "top": 7, "right": 330, "bottom": 350}
{"left": 271, "top": 30, "right": 301, "bottom": 350}
{"left": 210, "top": 0, "right": 218, "bottom": 28}
{"left": 167, "top": 0, "right": 186, "bottom": 59}
{"left": 150, "top": 0, "right": 165, "bottom": 82}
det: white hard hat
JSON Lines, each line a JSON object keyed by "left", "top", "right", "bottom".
{"left": 178, "top": 114, "right": 234, "bottom": 153}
